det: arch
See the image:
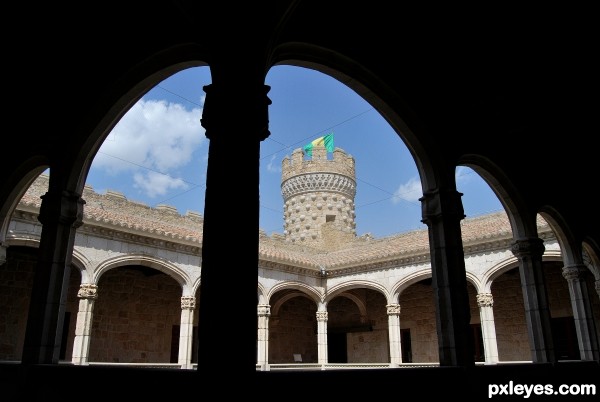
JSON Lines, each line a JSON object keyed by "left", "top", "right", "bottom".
{"left": 538, "top": 207, "right": 583, "bottom": 266}
{"left": 480, "top": 251, "right": 563, "bottom": 293}
{"left": 191, "top": 275, "right": 202, "bottom": 296}
{"left": 458, "top": 155, "right": 538, "bottom": 239}
{"left": 70, "top": 249, "right": 92, "bottom": 285}
{"left": 257, "top": 282, "right": 267, "bottom": 305}
{"left": 270, "top": 44, "right": 445, "bottom": 196}
{"left": 582, "top": 241, "right": 600, "bottom": 281}
{"left": 465, "top": 271, "right": 483, "bottom": 294}
{"left": 325, "top": 279, "right": 389, "bottom": 304}
{"left": 75, "top": 58, "right": 211, "bottom": 195}
{"left": 391, "top": 269, "right": 432, "bottom": 301}
{"left": 0, "top": 165, "right": 47, "bottom": 251}
{"left": 1, "top": 241, "right": 93, "bottom": 285}
{"left": 271, "top": 291, "right": 316, "bottom": 317}
{"left": 331, "top": 291, "right": 368, "bottom": 317}
{"left": 266, "top": 280, "right": 321, "bottom": 305}
{"left": 92, "top": 254, "right": 190, "bottom": 288}
{"left": 39, "top": 48, "right": 212, "bottom": 215}
{"left": 480, "top": 256, "right": 520, "bottom": 293}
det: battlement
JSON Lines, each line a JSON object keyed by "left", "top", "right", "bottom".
{"left": 281, "top": 146, "right": 355, "bottom": 182}
{"left": 22, "top": 174, "right": 204, "bottom": 229}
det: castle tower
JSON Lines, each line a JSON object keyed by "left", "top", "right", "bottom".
{"left": 281, "top": 145, "right": 356, "bottom": 249}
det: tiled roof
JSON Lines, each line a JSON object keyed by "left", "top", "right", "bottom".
{"left": 18, "top": 174, "right": 551, "bottom": 272}
{"left": 19, "top": 174, "right": 204, "bottom": 242}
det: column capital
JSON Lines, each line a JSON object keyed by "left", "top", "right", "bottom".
{"left": 476, "top": 293, "right": 493, "bottom": 307}
{"left": 200, "top": 83, "right": 272, "bottom": 142}
{"left": 420, "top": 188, "right": 465, "bottom": 226}
{"left": 181, "top": 296, "right": 196, "bottom": 310}
{"left": 386, "top": 303, "right": 401, "bottom": 315}
{"left": 316, "top": 311, "right": 328, "bottom": 321}
{"left": 562, "top": 264, "right": 586, "bottom": 281}
{"left": 510, "top": 237, "right": 545, "bottom": 259}
{"left": 257, "top": 304, "right": 271, "bottom": 316}
{"left": 39, "top": 189, "right": 85, "bottom": 228}
{"left": 77, "top": 284, "right": 98, "bottom": 300}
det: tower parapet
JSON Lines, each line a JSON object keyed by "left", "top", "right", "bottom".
{"left": 280, "top": 146, "right": 356, "bottom": 249}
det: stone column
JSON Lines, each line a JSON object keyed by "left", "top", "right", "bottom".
{"left": 22, "top": 187, "right": 84, "bottom": 364}
{"left": 511, "top": 237, "right": 555, "bottom": 363}
{"left": 387, "top": 303, "right": 402, "bottom": 366}
{"left": 420, "top": 188, "right": 473, "bottom": 367}
{"left": 316, "top": 310, "right": 328, "bottom": 366}
{"left": 562, "top": 265, "right": 600, "bottom": 361}
{"left": 71, "top": 284, "right": 98, "bottom": 365}
{"left": 0, "top": 243, "right": 6, "bottom": 265}
{"left": 257, "top": 304, "right": 270, "bottom": 371}
{"left": 178, "top": 296, "right": 196, "bottom": 369}
{"left": 596, "top": 280, "right": 600, "bottom": 300}
{"left": 197, "top": 73, "right": 271, "bottom": 375}
{"left": 476, "top": 293, "right": 499, "bottom": 364}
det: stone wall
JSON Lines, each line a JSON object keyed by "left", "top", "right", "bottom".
{"left": 399, "top": 280, "right": 439, "bottom": 362}
{"left": 89, "top": 267, "right": 182, "bottom": 363}
{"left": 0, "top": 247, "right": 36, "bottom": 361}
{"left": 268, "top": 296, "right": 318, "bottom": 363}
{"left": 492, "top": 269, "right": 531, "bottom": 360}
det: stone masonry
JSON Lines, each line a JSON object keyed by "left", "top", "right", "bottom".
{"left": 281, "top": 146, "right": 356, "bottom": 250}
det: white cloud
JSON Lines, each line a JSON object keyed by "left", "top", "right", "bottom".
{"left": 266, "top": 154, "right": 281, "bottom": 173}
{"left": 133, "top": 171, "right": 188, "bottom": 198}
{"left": 455, "top": 165, "right": 473, "bottom": 185}
{"left": 92, "top": 99, "right": 205, "bottom": 196}
{"left": 391, "top": 169, "right": 476, "bottom": 205}
{"left": 392, "top": 177, "right": 422, "bottom": 204}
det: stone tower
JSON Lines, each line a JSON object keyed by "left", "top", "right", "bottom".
{"left": 281, "top": 145, "right": 356, "bottom": 250}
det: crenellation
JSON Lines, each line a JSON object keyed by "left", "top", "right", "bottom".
{"left": 281, "top": 147, "right": 355, "bottom": 182}
{"left": 105, "top": 190, "right": 127, "bottom": 202}
{"left": 155, "top": 204, "right": 179, "bottom": 214}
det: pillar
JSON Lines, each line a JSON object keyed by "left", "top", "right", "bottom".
{"left": 420, "top": 188, "right": 474, "bottom": 366}
{"left": 476, "top": 292, "right": 499, "bottom": 364}
{"left": 562, "top": 265, "right": 600, "bottom": 361}
{"left": 387, "top": 303, "right": 402, "bottom": 366}
{"left": 196, "top": 71, "right": 271, "bottom": 375}
{"left": 71, "top": 284, "right": 97, "bottom": 365}
{"left": 511, "top": 237, "right": 555, "bottom": 363}
{"left": 21, "top": 186, "right": 84, "bottom": 364}
{"left": 178, "top": 296, "right": 196, "bottom": 369}
{"left": 316, "top": 309, "right": 328, "bottom": 367}
{"left": 257, "top": 304, "right": 270, "bottom": 371}
{"left": 0, "top": 243, "right": 6, "bottom": 265}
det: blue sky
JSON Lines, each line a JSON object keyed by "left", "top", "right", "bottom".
{"left": 87, "top": 65, "right": 503, "bottom": 238}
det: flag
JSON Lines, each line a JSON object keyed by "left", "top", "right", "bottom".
{"left": 303, "top": 133, "right": 334, "bottom": 156}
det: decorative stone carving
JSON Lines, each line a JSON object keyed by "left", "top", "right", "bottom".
{"left": 562, "top": 266, "right": 581, "bottom": 281}
{"left": 257, "top": 304, "right": 271, "bottom": 316}
{"left": 281, "top": 173, "right": 356, "bottom": 200}
{"left": 180, "top": 296, "right": 196, "bottom": 310}
{"left": 476, "top": 293, "right": 493, "bottom": 307}
{"left": 77, "top": 284, "right": 98, "bottom": 299}
{"left": 386, "top": 304, "right": 401, "bottom": 315}
{"left": 510, "top": 237, "right": 545, "bottom": 258}
{"left": 316, "top": 311, "right": 328, "bottom": 321}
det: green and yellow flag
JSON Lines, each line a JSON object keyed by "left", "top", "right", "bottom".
{"left": 303, "top": 133, "right": 334, "bottom": 156}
